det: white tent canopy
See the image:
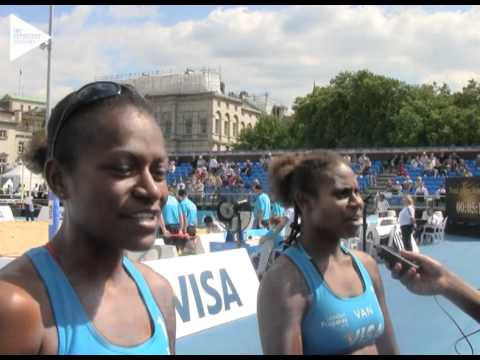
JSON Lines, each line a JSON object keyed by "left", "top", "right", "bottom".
{"left": 0, "top": 165, "right": 44, "bottom": 192}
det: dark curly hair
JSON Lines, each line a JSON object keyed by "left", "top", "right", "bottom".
{"left": 268, "top": 150, "right": 346, "bottom": 247}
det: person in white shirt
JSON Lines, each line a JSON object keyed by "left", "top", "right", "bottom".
{"left": 398, "top": 195, "right": 416, "bottom": 251}
{"left": 415, "top": 184, "right": 429, "bottom": 196}
{"left": 376, "top": 193, "right": 390, "bottom": 213}
{"left": 208, "top": 157, "right": 218, "bottom": 173}
{"left": 24, "top": 192, "right": 35, "bottom": 221}
{"left": 203, "top": 215, "right": 225, "bottom": 233}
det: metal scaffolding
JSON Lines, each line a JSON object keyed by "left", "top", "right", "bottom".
{"left": 98, "top": 68, "right": 222, "bottom": 96}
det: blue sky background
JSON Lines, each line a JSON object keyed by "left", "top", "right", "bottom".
{"left": 1, "top": 5, "right": 479, "bottom": 108}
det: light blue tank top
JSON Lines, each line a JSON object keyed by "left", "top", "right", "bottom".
{"left": 163, "top": 195, "right": 182, "bottom": 225}
{"left": 26, "top": 247, "right": 170, "bottom": 355}
{"left": 283, "top": 244, "right": 385, "bottom": 355}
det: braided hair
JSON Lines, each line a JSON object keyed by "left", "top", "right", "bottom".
{"left": 268, "top": 151, "right": 346, "bottom": 248}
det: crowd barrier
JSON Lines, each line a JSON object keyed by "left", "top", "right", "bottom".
{"left": 145, "top": 248, "right": 262, "bottom": 354}
{"left": 0, "top": 206, "right": 14, "bottom": 221}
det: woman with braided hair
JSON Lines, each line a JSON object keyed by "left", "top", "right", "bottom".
{"left": 256, "top": 151, "right": 398, "bottom": 355}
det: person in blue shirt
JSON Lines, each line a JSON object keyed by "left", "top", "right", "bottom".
{"left": 0, "top": 82, "right": 175, "bottom": 354}
{"left": 257, "top": 151, "right": 398, "bottom": 355}
{"left": 177, "top": 189, "right": 198, "bottom": 237}
{"left": 158, "top": 192, "right": 185, "bottom": 236}
{"left": 253, "top": 183, "right": 271, "bottom": 229}
{"left": 269, "top": 199, "right": 289, "bottom": 249}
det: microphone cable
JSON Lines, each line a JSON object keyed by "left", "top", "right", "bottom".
{"left": 433, "top": 295, "right": 476, "bottom": 355}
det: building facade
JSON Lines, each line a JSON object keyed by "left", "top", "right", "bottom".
{"left": 115, "top": 69, "right": 270, "bottom": 152}
{"left": 146, "top": 92, "right": 261, "bottom": 152}
{"left": 0, "top": 95, "right": 45, "bottom": 170}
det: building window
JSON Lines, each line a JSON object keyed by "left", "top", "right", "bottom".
{"left": 241, "top": 122, "right": 246, "bottom": 133}
{"left": 215, "top": 111, "right": 222, "bottom": 135}
{"left": 235, "top": 105, "right": 238, "bottom": 112}
{"left": 18, "top": 141, "right": 24, "bottom": 154}
{"left": 199, "top": 111, "right": 207, "bottom": 134}
{"left": 233, "top": 115, "right": 239, "bottom": 137}
{"left": 0, "top": 130, "right": 7, "bottom": 140}
{"left": 20, "top": 104, "right": 24, "bottom": 112}
{"left": 184, "top": 112, "right": 193, "bottom": 137}
{"left": 28, "top": 105, "right": 31, "bottom": 111}
{"left": 161, "top": 112, "right": 172, "bottom": 136}
{"left": 217, "top": 100, "right": 221, "bottom": 108}
{"left": 224, "top": 114, "right": 230, "bottom": 137}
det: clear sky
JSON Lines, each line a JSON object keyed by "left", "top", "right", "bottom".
{"left": 0, "top": 5, "right": 478, "bottom": 108}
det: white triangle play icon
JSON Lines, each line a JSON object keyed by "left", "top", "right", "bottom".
{"left": 10, "top": 14, "right": 51, "bottom": 61}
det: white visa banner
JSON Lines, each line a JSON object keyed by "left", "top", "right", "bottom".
{"left": 145, "top": 248, "right": 259, "bottom": 338}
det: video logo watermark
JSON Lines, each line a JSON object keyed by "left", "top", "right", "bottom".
{"left": 10, "top": 14, "right": 50, "bottom": 61}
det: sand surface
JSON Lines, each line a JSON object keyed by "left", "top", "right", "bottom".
{"left": 0, "top": 221, "right": 49, "bottom": 257}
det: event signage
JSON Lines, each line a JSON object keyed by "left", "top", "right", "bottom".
{"left": 145, "top": 248, "right": 259, "bottom": 338}
{"left": 446, "top": 177, "right": 480, "bottom": 222}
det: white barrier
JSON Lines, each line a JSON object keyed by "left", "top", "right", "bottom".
{"left": 0, "top": 257, "right": 14, "bottom": 269}
{"left": 36, "top": 206, "right": 49, "bottom": 221}
{"left": 196, "top": 232, "right": 227, "bottom": 255}
{"left": 0, "top": 206, "right": 14, "bottom": 222}
{"left": 145, "top": 248, "right": 259, "bottom": 339}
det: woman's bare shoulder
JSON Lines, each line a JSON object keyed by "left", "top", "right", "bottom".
{"left": 130, "top": 261, "right": 175, "bottom": 299}
{"left": 260, "top": 254, "right": 310, "bottom": 299}
{"left": 0, "top": 256, "right": 46, "bottom": 353}
{"left": 0, "top": 255, "right": 47, "bottom": 299}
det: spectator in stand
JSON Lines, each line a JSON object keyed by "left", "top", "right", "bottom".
{"left": 420, "top": 152, "right": 428, "bottom": 167}
{"left": 410, "top": 156, "right": 419, "bottom": 169}
{"left": 208, "top": 156, "right": 218, "bottom": 173}
{"left": 390, "top": 154, "right": 399, "bottom": 171}
{"left": 168, "top": 160, "right": 176, "bottom": 174}
{"left": 243, "top": 159, "right": 253, "bottom": 177}
{"left": 392, "top": 181, "right": 402, "bottom": 195}
{"left": 415, "top": 176, "right": 423, "bottom": 189}
{"left": 197, "top": 155, "right": 207, "bottom": 169}
{"left": 253, "top": 183, "right": 271, "bottom": 229}
{"left": 376, "top": 193, "right": 390, "bottom": 214}
{"left": 403, "top": 179, "right": 414, "bottom": 194}
{"left": 343, "top": 154, "right": 351, "bottom": 165}
{"left": 259, "top": 155, "right": 267, "bottom": 170}
{"left": 414, "top": 181, "right": 427, "bottom": 204}
{"left": 176, "top": 178, "right": 186, "bottom": 192}
{"left": 436, "top": 185, "right": 446, "bottom": 201}
{"left": 398, "top": 163, "right": 408, "bottom": 177}
{"left": 265, "top": 152, "right": 273, "bottom": 171}
{"left": 476, "top": 154, "right": 480, "bottom": 168}
{"left": 423, "top": 156, "right": 434, "bottom": 177}
{"left": 192, "top": 177, "right": 205, "bottom": 201}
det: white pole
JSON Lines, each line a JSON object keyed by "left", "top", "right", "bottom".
{"left": 46, "top": 5, "right": 60, "bottom": 241}
{"left": 46, "top": 5, "right": 53, "bottom": 121}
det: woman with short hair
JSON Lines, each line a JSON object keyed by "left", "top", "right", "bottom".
{"left": 257, "top": 151, "right": 398, "bottom": 355}
{"left": 0, "top": 82, "right": 176, "bottom": 354}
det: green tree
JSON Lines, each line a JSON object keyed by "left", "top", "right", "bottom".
{"left": 234, "top": 114, "right": 296, "bottom": 150}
